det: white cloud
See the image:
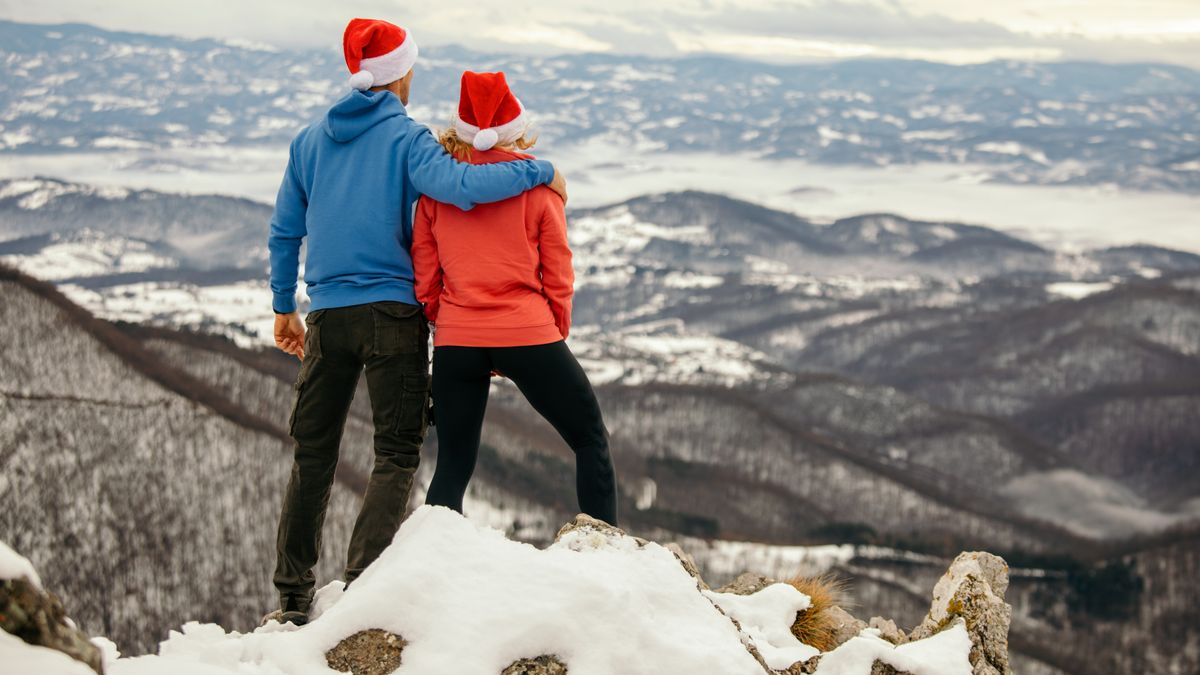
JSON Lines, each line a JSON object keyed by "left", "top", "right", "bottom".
{"left": 0, "top": 0, "right": 1197, "bottom": 67}
{"left": 478, "top": 22, "right": 613, "bottom": 52}
{"left": 667, "top": 31, "right": 1064, "bottom": 64}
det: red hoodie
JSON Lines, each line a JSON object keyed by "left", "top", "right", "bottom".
{"left": 412, "top": 148, "right": 573, "bottom": 347}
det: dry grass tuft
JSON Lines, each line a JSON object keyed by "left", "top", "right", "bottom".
{"left": 785, "top": 572, "right": 850, "bottom": 652}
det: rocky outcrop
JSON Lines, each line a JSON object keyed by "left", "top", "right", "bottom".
{"left": 908, "top": 551, "right": 1013, "bottom": 675}
{"left": 310, "top": 515, "right": 1008, "bottom": 675}
{"left": 713, "top": 551, "right": 1012, "bottom": 675}
{"left": 826, "top": 605, "right": 870, "bottom": 648}
{"left": 554, "top": 513, "right": 649, "bottom": 548}
{"left": 867, "top": 616, "right": 907, "bottom": 645}
{"left": 0, "top": 576, "right": 104, "bottom": 674}
{"left": 716, "top": 571, "right": 778, "bottom": 596}
{"left": 501, "top": 654, "right": 569, "bottom": 674}
{"left": 716, "top": 572, "right": 866, "bottom": 653}
{"left": 325, "top": 629, "right": 406, "bottom": 675}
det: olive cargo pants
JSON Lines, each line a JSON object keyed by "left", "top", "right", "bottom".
{"left": 273, "top": 301, "right": 430, "bottom": 609}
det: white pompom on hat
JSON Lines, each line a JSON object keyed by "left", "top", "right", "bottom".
{"left": 343, "top": 18, "right": 418, "bottom": 91}
{"left": 472, "top": 128, "right": 500, "bottom": 151}
{"left": 451, "top": 71, "right": 528, "bottom": 152}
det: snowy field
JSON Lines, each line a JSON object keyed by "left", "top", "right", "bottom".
{"left": 1, "top": 507, "right": 974, "bottom": 675}
{"left": 3, "top": 143, "right": 1199, "bottom": 254}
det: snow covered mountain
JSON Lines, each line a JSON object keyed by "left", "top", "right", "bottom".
{"left": 3, "top": 20, "right": 1200, "bottom": 192}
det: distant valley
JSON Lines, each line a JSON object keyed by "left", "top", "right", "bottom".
{"left": 2, "top": 19, "right": 1200, "bottom": 195}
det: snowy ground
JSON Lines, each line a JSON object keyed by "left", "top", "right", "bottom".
{"left": 0, "top": 230, "right": 177, "bottom": 280}
{"left": 4, "top": 143, "right": 1199, "bottom": 254}
{"left": 1, "top": 507, "right": 974, "bottom": 675}
{"left": 570, "top": 322, "right": 782, "bottom": 388}
{"left": 58, "top": 280, "right": 277, "bottom": 348}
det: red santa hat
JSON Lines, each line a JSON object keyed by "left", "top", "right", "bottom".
{"left": 452, "top": 71, "right": 529, "bottom": 151}
{"left": 343, "top": 18, "right": 418, "bottom": 91}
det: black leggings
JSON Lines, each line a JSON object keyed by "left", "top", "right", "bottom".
{"left": 425, "top": 340, "right": 618, "bottom": 525}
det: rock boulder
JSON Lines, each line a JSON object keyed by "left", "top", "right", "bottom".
{"left": 502, "top": 654, "right": 569, "bottom": 674}
{"left": 0, "top": 577, "right": 104, "bottom": 674}
{"left": 908, "top": 551, "right": 1012, "bottom": 675}
{"left": 324, "top": 629, "right": 406, "bottom": 675}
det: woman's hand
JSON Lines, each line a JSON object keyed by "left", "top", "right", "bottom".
{"left": 274, "top": 311, "right": 306, "bottom": 361}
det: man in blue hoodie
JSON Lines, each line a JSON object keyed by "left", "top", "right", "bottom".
{"left": 266, "top": 18, "right": 566, "bottom": 626}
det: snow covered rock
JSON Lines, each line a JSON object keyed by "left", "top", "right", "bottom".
{"left": 714, "top": 572, "right": 866, "bottom": 653}
{"left": 128, "top": 506, "right": 778, "bottom": 674}
{"left": 826, "top": 606, "right": 869, "bottom": 649}
{"left": 664, "top": 542, "right": 709, "bottom": 590}
{"left": 553, "top": 512, "right": 650, "bottom": 549}
{"left": 0, "top": 542, "right": 104, "bottom": 674}
{"left": 717, "top": 571, "right": 779, "bottom": 596}
{"left": 501, "top": 654, "right": 569, "bottom": 674}
{"left": 783, "top": 620, "right": 971, "bottom": 675}
{"left": 867, "top": 617, "right": 908, "bottom": 646}
{"left": 1, "top": 513, "right": 991, "bottom": 675}
{"left": 908, "top": 552, "right": 1012, "bottom": 675}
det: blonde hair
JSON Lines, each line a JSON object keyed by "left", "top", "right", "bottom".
{"left": 438, "top": 125, "right": 538, "bottom": 161}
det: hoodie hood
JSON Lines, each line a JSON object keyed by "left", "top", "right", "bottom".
{"left": 323, "top": 89, "right": 407, "bottom": 143}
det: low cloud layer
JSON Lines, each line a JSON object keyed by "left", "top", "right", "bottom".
{"left": 2, "top": 0, "right": 1198, "bottom": 67}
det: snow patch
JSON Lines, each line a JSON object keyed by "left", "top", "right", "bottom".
{"left": 0, "top": 631, "right": 95, "bottom": 675}
{"left": 1045, "top": 281, "right": 1113, "bottom": 299}
{"left": 974, "top": 141, "right": 1049, "bottom": 165}
{"left": 0, "top": 540, "right": 42, "bottom": 587}
{"left": 58, "top": 279, "right": 278, "bottom": 348}
{"left": 812, "top": 622, "right": 972, "bottom": 675}
{"left": 704, "top": 584, "right": 820, "bottom": 669}
{"left": 570, "top": 320, "right": 777, "bottom": 387}
{"left": 1, "top": 232, "right": 177, "bottom": 280}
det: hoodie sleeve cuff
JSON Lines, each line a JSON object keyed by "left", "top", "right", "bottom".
{"left": 273, "top": 293, "right": 297, "bottom": 315}
{"left": 533, "top": 159, "right": 556, "bottom": 185}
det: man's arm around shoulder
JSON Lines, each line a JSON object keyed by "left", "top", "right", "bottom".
{"left": 407, "top": 127, "right": 567, "bottom": 210}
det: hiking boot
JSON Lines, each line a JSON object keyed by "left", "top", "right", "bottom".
{"left": 279, "top": 609, "right": 308, "bottom": 626}
{"left": 261, "top": 594, "right": 310, "bottom": 627}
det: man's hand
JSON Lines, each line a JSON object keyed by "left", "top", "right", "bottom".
{"left": 274, "top": 311, "right": 306, "bottom": 361}
{"left": 548, "top": 167, "right": 568, "bottom": 205}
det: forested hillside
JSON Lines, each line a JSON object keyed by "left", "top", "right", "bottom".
{"left": 0, "top": 267, "right": 359, "bottom": 653}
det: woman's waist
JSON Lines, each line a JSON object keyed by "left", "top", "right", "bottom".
{"left": 434, "top": 296, "right": 555, "bottom": 326}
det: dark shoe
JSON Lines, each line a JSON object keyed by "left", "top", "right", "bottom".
{"left": 277, "top": 594, "right": 310, "bottom": 626}
{"left": 279, "top": 610, "right": 308, "bottom": 626}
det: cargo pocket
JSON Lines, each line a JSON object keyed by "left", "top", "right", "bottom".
{"left": 371, "top": 303, "right": 422, "bottom": 355}
{"left": 288, "top": 366, "right": 309, "bottom": 439}
{"left": 303, "top": 309, "right": 325, "bottom": 360}
{"left": 396, "top": 372, "right": 432, "bottom": 439}
{"left": 288, "top": 311, "right": 324, "bottom": 438}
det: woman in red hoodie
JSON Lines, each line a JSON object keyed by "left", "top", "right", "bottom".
{"left": 412, "top": 71, "right": 618, "bottom": 526}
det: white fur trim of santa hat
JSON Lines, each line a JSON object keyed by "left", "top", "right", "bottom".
{"left": 451, "top": 100, "right": 529, "bottom": 151}
{"left": 349, "top": 34, "right": 419, "bottom": 91}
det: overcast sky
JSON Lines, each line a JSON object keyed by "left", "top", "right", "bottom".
{"left": 3, "top": 0, "right": 1198, "bottom": 67}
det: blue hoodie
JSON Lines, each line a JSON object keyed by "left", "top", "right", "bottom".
{"left": 268, "top": 89, "right": 556, "bottom": 314}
